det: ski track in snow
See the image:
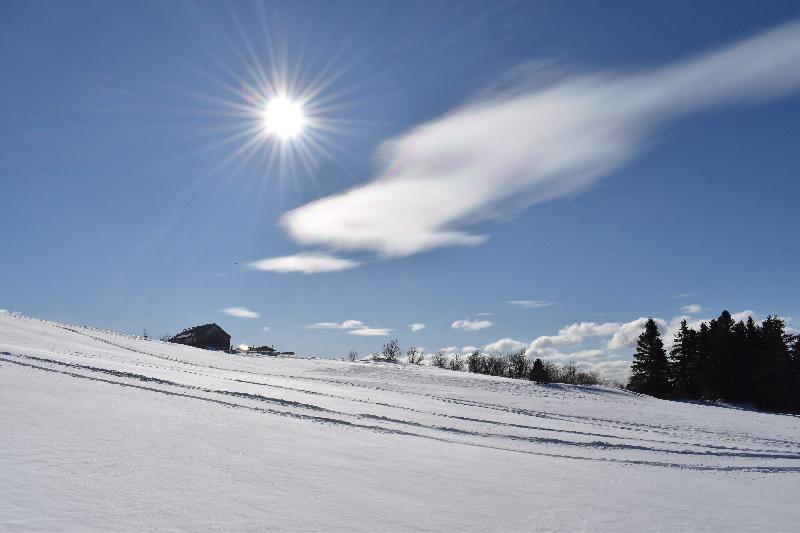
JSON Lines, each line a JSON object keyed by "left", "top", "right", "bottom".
{"left": 2, "top": 313, "right": 800, "bottom": 531}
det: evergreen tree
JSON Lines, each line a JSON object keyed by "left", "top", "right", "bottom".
{"left": 695, "top": 322, "right": 713, "bottom": 399}
{"left": 669, "top": 319, "right": 699, "bottom": 398}
{"left": 529, "top": 358, "right": 547, "bottom": 383}
{"left": 706, "top": 311, "right": 736, "bottom": 400}
{"left": 628, "top": 318, "right": 671, "bottom": 398}
{"left": 741, "top": 316, "right": 761, "bottom": 401}
{"left": 754, "top": 316, "right": 793, "bottom": 411}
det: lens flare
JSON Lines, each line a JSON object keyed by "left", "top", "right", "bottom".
{"left": 262, "top": 97, "right": 305, "bottom": 140}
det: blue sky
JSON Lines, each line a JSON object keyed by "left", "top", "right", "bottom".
{"left": 2, "top": 1, "right": 799, "bottom": 381}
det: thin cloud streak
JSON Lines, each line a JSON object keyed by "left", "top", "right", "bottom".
{"left": 348, "top": 327, "right": 393, "bottom": 336}
{"left": 249, "top": 253, "right": 359, "bottom": 274}
{"left": 281, "top": 20, "right": 800, "bottom": 260}
{"left": 306, "top": 320, "right": 365, "bottom": 330}
{"left": 508, "top": 300, "right": 554, "bottom": 309}
{"left": 221, "top": 306, "right": 260, "bottom": 319}
{"left": 451, "top": 318, "right": 493, "bottom": 331}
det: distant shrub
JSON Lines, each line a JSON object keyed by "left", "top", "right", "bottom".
{"left": 543, "top": 361, "right": 560, "bottom": 383}
{"left": 382, "top": 339, "right": 401, "bottom": 363}
{"left": 407, "top": 347, "right": 424, "bottom": 365}
{"left": 449, "top": 353, "right": 464, "bottom": 371}
{"left": 559, "top": 363, "right": 578, "bottom": 384}
{"left": 432, "top": 350, "right": 448, "bottom": 368}
{"left": 467, "top": 350, "right": 481, "bottom": 373}
{"left": 507, "top": 350, "right": 529, "bottom": 379}
{"left": 481, "top": 354, "right": 506, "bottom": 376}
{"left": 348, "top": 350, "right": 358, "bottom": 362}
{"left": 575, "top": 370, "right": 602, "bottom": 386}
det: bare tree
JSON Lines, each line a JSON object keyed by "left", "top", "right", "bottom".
{"left": 507, "top": 350, "right": 529, "bottom": 379}
{"left": 348, "top": 349, "right": 358, "bottom": 362}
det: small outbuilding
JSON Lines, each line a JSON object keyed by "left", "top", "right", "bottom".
{"left": 250, "top": 345, "right": 278, "bottom": 356}
{"left": 169, "top": 323, "right": 231, "bottom": 351}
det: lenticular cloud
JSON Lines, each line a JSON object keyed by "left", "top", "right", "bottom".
{"left": 280, "top": 20, "right": 800, "bottom": 260}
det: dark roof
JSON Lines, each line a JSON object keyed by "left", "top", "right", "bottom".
{"left": 251, "top": 345, "right": 277, "bottom": 353}
{"left": 171, "top": 323, "right": 230, "bottom": 341}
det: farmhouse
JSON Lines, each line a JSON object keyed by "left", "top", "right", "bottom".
{"left": 169, "top": 323, "right": 231, "bottom": 351}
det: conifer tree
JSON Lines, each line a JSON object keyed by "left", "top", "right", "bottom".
{"left": 628, "top": 318, "right": 671, "bottom": 398}
{"left": 529, "top": 358, "right": 547, "bottom": 383}
{"left": 669, "top": 319, "right": 699, "bottom": 398}
{"left": 755, "top": 316, "right": 793, "bottom": 411}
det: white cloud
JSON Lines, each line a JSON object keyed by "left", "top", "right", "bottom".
{"left": 674, "top": 292, "right": 697, "bottom": 299}
{"left": 308, "top": 319, "right": 392, "bottom": 337}
{"left": 408, "top": 323, "right": 426, "bottom": 332}
{"left": 462, "top": 345, "right": 478, "bottom": 353}
{"left": 451, "top": 318, "right": 494, "bottom": 331}
{"left": 526, "top": 318, "right": 668, "bottom": 355}
{"left": 577, "top": 360, "right": 632, "bottom": 385}
{"left": 249, "top": 253, "right": 359, "bottom": 274}
{"left": 307, "top": 320, "right": 366, "bottom": 330}
{"left": 530, "top": 321, "right": 621, "bottom": 351}
{"left": 508, "top": 300, "right": 554, "bottom": 309}
{"left": 475, "top": 312, "right": 493, "bottom": 316}
{"left": 263, "top": 326, "right": 271, "bottom": 332}
{"left": 607, "top": 318, "right": 668, "bottom": 350}
{"left": 280, "top": 21, "right": 800, "bottom": 260}
{"left": 348, "top": 328, "right": 393, "bottom": 337}
{"left": 438, "top": 346, "right": 460, "bottom": 355}
{"left": 221, "top": 307, "right": 260, "bottom": 319}
{"left": 484, "top": 338, "right": 527, "bottom": 353}
{"left": 680, "top": 304, "right": 703, "bottom": 314}
{"left": 0, "top": 309, "right": 8, "bottom": 315}
{"left": 535, "top": 348, "right": 607, "bottom": 362}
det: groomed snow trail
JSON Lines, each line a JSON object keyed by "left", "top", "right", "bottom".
{"left": 2, "top": 313, "right": 799, "bottom": 531}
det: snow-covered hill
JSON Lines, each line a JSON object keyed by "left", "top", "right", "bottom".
{"left": 2, "top": 312, "right": 799, "bottom": 531}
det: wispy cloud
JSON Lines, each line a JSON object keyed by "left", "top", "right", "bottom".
{"left": 408, "top": 323, "right": 426, "bottom": 332}
{"left": 451, "top": 318, "right": 494, "bottom": 331}
{"left": 306, "top": 319, "right": 365, "bottom": 330}
{"left": 307, "top": 319, "right": 392, "bottom": 336}
{"left": 249, "top": 253, "right": 359, "bottom": 274}
{"left": 221, "top": 307, "right": 260, "bottom": 319}
{"left": 279, "top": 20, "right": 800, "bottom": 262}
{"left": 508, "top": 300, "right": 554, "bottom": 309}
{"left": 475, "top": 312, "right": 493, "bottom": 316}
{"left": 263, "top": 326, "right": 271, "bottom": 332}
{"left": 348, "top": 328, "right": 393, "bottom": 336}
{"left": 0, "top": 309, "right": 8, "bottom": 315}
{"left": 680, "top": 304, "right": 703, "bottom": 314}
{"left": 674, "top": 292, "right": 697, "bottom": 299}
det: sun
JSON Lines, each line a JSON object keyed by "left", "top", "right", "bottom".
{"left": 262, "top": 96, "right": 306, "bottom": 140}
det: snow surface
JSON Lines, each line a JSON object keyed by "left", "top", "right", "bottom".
{"left": 2, "top": 313, "right": 799, "bottom": 531}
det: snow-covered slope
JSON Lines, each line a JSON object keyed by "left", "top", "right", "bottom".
{"left": 2, "top": 313, "right": 799, "bottom": 531}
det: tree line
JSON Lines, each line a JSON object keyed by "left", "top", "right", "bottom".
{"left": 368, "top": 339, "right": 603, "bottom": 385}
{"left": 628, "top": 312, "right": 800, "bottom": 413}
